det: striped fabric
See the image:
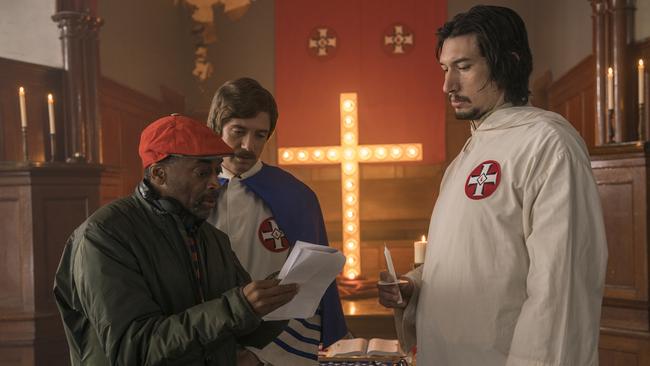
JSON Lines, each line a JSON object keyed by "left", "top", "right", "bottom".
{"left": 250, "top": 314, "right": 322, "bottom": 365}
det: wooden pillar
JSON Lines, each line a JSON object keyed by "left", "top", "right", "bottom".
{"left": 51, "top": 11, "right": 103, "bottom": 163}
{"left": 610, "top": 0, "right": 635, "bottom": 142}
{"left": 592, "top": 0, "right": 608, "bottom": 145}
{"left": 84, "top": 17, "right": 103, "bottom": 163}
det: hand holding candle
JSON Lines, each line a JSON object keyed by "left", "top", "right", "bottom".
{"left": 19, "top": 87, "right": 27, "bottom": 128}
{"left": 47, "top": 94, "right": 56, "bottom": 134}
{"left": 414, "top": 235, "right": 427, "bottom": 264}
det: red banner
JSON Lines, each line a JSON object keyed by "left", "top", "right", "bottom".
{"left": 275, "top": 0, "right": 447, "bottom": 163}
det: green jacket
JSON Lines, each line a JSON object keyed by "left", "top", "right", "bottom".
{"left": 54, "top": 181, "right": 286, "bottom": 365}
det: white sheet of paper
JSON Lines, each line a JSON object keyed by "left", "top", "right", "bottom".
{"left": 263, "top": 240, "right": 345, "bottom": 320}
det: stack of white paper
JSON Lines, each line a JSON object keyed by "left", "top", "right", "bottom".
{"left": 263, "top": 240, "right": 345, "bottom": 320}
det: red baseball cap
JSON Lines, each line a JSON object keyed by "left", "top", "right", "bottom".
{"left": 139, "top": 114, "right": 233, "bottom": 168}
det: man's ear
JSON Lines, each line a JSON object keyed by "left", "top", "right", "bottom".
{"left": 149, "top": 163, "right": 167, "bottom": 185}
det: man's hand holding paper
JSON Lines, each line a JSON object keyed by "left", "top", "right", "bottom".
{"left": 263, "top": 241, "right": 345, "bottom": 320}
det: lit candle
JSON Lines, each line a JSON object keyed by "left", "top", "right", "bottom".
{"left": 607, "top": 67, "right": 614, "bottom": 111}
{"left": 18, "top": 87, "right": 27, "bottom": 128}
{"left": 47, "top": 94, "right": 56, "bottom": 134}
{"left": 639, "top": 59, "right": 645, "bottom": 106}
{"left": 414, "top": 235, "right": 427, "bottom": 264}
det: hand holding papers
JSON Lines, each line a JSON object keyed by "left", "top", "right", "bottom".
{"left": 263, "top": 241, "right": 345, "bottom": 320}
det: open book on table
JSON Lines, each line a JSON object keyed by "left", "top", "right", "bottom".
{"left": 325, "top": 338, "right": 404, "bottom": 358}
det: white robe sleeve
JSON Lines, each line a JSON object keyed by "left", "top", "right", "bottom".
{"left": 393, "top": 265, "right": 423, "bottom": 354}
{"left": 506, "top": 152, "right": 608, "bottom": 366}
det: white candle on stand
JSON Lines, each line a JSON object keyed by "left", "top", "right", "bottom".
{"left": 19, "top": 87, "right": 27, "bottom": 128}
{"left": 639, "top": 59, "right": 645, "bottom": 106}
{"left": 47, "top": 94, "right": 56, "bottom": 134}
{"left": 414, "top": 235, "right": 427, "bottom": 264}
{"left": 607, "top": 67, "right": 614, "bottom": 111}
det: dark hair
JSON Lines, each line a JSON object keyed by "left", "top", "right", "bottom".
{"left": 436, "top": 5, "right": 533, "bottom": 105}
{"left": 207, "top": 77, "right": 279, "bottom": 136}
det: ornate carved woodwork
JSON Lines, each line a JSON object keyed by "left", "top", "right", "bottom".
{"left": 0, "top": 163, "right": 103, "bottom": 366}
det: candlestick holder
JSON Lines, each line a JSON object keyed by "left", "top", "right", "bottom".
{"left": 607, "top": 109, "right": 615, "bottom": 143}
{"left": 640, "top": 104, "right": 646, "bottom": 141}
{"left": 49, "top": 133, "right": 56, "bottom": 162}
{"left": 66, "top": 151, "right": 86, "bottom": 163}
{"left": 21, "top": 126, "right": 29, "bottom": 162}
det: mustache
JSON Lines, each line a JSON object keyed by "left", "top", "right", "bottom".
{"left": 232, "top": 148, "right": 256, "bottom": 160}
{"left": 449, "top": 94, "right": 471, "bottom": 103}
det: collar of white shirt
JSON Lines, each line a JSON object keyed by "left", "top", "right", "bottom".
{"left": 219, "top": 159, "right": 263, "bottom": 180}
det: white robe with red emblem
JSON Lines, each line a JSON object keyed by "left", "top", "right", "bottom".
{"left": 395, "top": 106, "right": 608, "bottom": 366}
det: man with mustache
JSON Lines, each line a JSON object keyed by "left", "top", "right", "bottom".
{"left": 54, "top": 114, "right": 298, "bottom": 365}
{"left": 206, "top": 78, "right": 347, "bottom": 366}
{"left": 378, "top": 5, "right": 608, "bottom": 366}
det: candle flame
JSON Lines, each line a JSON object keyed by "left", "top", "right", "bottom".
{"left": 421, "top": 235, "right": 426, "bottom": 241}
{"left": 640, "top": 59, "right": 644, "bottom": 67}
{"left": 19, "top": 86, "right": 25, "bottom": 95}
{"left": 608, "top": 67, "right": 613, "bottom": 77}
{"left": 48, "top": 94, "right": 54, "bottom": 103}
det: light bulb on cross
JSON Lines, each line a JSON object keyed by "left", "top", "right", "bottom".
{"left": 278, "top": 93, "right": 423, "bottom": 279}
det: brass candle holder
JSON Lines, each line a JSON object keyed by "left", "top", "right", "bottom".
{"left": 49, "top": 133, "right": 56, "bottom": 162}
{"left": 607, "top": 109, "right": 615, "bottom": 143}
{"left": 639, "top": 104, "right": 646, "bottom": 141}
{"left": 21, "top": 126, "right": 29, "bottom": 162}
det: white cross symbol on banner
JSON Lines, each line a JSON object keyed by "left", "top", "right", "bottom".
{"left": 261, "top": 219, "right": 286, "bottom": 250}
{"left": 309, "top": 28, "right": 337, "bottom": 56}
{"left": 384, "top": 25, "right": 414, "bottom": 54}
{"left": 467, "top": 163, "right": 498, "bottom": 197}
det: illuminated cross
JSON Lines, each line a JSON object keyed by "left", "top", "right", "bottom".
{"left": 278, "top": 93, "right": 423, "bottom": 279}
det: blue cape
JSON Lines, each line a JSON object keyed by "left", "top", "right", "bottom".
{"left": 241, "top": 163, "right": 347, "bottom": 347}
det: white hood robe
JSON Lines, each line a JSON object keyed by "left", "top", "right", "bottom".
{"left": 396, "top": 106, "right": 608, "bottom": 366}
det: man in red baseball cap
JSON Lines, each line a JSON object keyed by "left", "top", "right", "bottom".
{"left": 54, "top": 114, "right": 298, "bottom": 365}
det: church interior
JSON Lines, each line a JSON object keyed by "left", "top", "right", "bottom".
{"left": 1, "top": 0, "right": 650, "bottom": 364}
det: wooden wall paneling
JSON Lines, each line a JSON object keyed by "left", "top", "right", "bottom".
{"left": 0, "top": 58, "right": 65, "bottom": 162}
{"left": 99, "top": 77, "right": 184, "bottom": 198}
{"left": 0, "top": 163, "right": 103, "bottom": 366}
{"left": 590, "top": 144, "right": 650, "bottom": 366}
{"left": 600, "top": 332, "right": 650, "bottom": 366}
{"left": 548, "top": 55, "right": 596, "bottom": 147}
{"left": 592, "top": 151, "right": 648, "bottom": 303}
{"left": 0, "top": 191, "right": 25, "bottom": 311}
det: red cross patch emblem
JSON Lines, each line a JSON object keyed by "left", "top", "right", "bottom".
{"left": 465, "top": 160, "right": 501, "bottom": 200}
{"left": 258, "top": 217, "right": 289, "bottom": 252}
